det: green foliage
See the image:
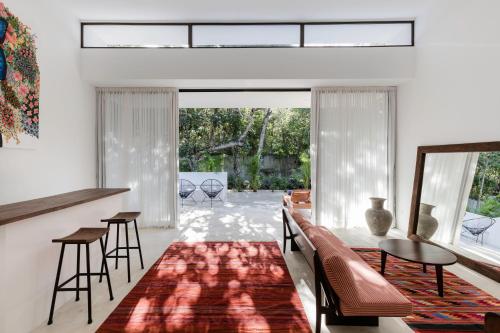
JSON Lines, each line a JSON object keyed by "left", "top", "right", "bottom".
{"left": 179, "top": 107, "right": 311, "bottom": 190}
{"left": 468, "top": 152, "right": 500, "bottom": 215}
{"left": 179, "top": 158, "right": 191, "bottom": 172}
{"left": 258, "top": 174, "right": 307, "bottom": 191}
{"left": 263, "top": 108, "right": 310, "bottom": 159}
{"left": 198, "top": 153, "right": 224, "bottom": 172}
{"left": 229, "top": 174, "right": 245, "bottom": 192}
{"left": 288, "top": 170, "right": 304, "bottom": 189}
{"left": 469, "top": 152, "right": 500, "bottom": 201}
{"left": 299, "top": 152, "right": 311, "bottom": 189}
{"left": 235, "top": 176, "right": 245, "bottom": 192}
{"left": 478, "top": 196, "right": 500, "bottom": 218}
{"left": 248, "top": 155, "right": 261, "bottom": 192}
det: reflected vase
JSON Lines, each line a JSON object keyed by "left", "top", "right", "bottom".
{"left": 365, "top": 197, "right": 393, "bottom": 236}
{"left": 417, "top": 203, "right": 439, "bottom": 239}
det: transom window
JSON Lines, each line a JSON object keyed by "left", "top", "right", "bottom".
{"left": 81, "top": 21, "right": 414, "bottom": 48}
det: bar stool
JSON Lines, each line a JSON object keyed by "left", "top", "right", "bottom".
{"left": 99, "top": 212, "right": 144, "bottom": 283}
{"left": 48, "top": 228, "right": 113, "bottom": 325}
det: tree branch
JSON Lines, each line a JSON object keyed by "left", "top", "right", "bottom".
{"left": 195, "top": 108, "right": 256, "bottom": 156}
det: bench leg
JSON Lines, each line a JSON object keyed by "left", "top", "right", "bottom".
{"left": 283, "top": 221, "right": 287, "bottom": 254}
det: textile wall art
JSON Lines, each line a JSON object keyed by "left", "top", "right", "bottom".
{"left": 0, "top": 2, "right": 40, "bottom": 148}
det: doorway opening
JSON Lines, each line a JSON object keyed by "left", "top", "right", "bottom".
{"left": 176, "top": 91, "right": 311, "bottom": 241}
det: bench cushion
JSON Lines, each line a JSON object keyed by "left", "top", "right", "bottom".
{"left": 307, "top": 226, "right": 412, "bottom": 317}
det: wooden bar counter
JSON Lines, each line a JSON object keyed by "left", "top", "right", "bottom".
{"left": 0, "top": 188, "right": 129, "bottom": 226}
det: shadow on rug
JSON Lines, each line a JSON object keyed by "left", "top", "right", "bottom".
{"left": 98, "top": 241, "right": 311, "bottom": 332}
{"left": 354, "top": 248, "right": 500, "bottom": 333}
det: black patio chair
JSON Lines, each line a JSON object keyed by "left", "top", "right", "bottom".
{"left": 179, "top": 179, "right": 197, "bottom": 207}
{"left": 461, "top": 216, "right": 496, "bottom": 245}
{"left": 200, "top": 179, "right": 224, "bottom": 208}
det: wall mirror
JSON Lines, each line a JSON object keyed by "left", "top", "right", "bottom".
{"left": 408, "top": 142, "right": 500, "bottom": 282}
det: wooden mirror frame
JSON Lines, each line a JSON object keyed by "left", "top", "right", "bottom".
{"left": 408, "top": 141, "right": 500, "bottom": 282}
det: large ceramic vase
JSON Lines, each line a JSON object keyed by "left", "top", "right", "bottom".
{"left": 417, "top": 203, "right": 439, "bottom": 239}
{"left": 365, "top": 197, "right": 393, "bottom": 236}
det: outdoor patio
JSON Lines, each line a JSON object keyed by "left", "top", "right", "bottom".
{"left": 179, "top": 190, "right": 285, "bottom": 242}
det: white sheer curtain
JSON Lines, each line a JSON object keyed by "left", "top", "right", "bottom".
{"left": 97, "top": 88, "right": 179, "bottom": 228}
{"left": 311, "top": 87, "right": 396, "bottom": 229}
{"left": 421, "top": 152, "right": 479, "bottom": 244}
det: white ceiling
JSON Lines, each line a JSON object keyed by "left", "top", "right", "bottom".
{"left": 58, "top": 0, "right": 434, "bottom": 22}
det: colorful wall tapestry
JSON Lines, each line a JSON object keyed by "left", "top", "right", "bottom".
{"left": 0, "top": 2, "right": 40, "bottom": 148}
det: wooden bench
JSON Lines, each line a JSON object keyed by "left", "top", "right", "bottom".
{"left": 282, "top": 198, "right": 412, "bottom": 332}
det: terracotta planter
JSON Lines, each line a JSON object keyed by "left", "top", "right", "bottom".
{"left": 417, "top": 203, "right": 439, "bottom": 239}
{"left": 365, "top": 197, "right": 393, "bottom": 236}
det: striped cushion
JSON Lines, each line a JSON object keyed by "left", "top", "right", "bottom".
{"left": 309, "top": 227, "right": 412, "bottom": 317}
{"left": 290, "top": 210, "right": 314, "bottom": 233}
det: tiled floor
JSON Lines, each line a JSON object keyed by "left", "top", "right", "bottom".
{"left": 32, "top": 191, "right": 499, "bottom": 333}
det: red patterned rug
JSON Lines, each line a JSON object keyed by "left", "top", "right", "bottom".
{"left": 354, "top": 248, "right": 500, "bottom": 333}
{"left": 98, "top": 241, "right": 311, "bottom": 332}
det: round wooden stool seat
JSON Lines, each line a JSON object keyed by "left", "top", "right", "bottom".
{"left": 52, "top": 228, "right": 108, "bottom": 244}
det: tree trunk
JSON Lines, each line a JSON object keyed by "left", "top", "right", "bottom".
{"left": 478, "top": 156, "right": 489, "bottom": 210}
{"left": 256, "top": 108, "right": 273, "bottom": 161}
{"left": 232, "top": 146, "right": 240, "bottom": 177}
{"left": 257, "top": 109, "right": 273, "bottom": 170}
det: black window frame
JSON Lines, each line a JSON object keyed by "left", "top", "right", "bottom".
{"left": 81, "top": 21, "right": 415, "bottom": 49}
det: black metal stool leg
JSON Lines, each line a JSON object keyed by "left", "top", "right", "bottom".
{"left": 115, "top": 223, "right": 119, "bottom": 269}
{"left": 125, "top": 224, "right": 131, "bottom": 283}
{"left": 134, "top": 219, "right": 144, "bottom": 269}
{"left": 100, "top": 237, "right": 114, "bottom": 300}
{"left": 99, "top": 222, "right": 110, "bottom": 283}
{"left": 76, "top": 244, "right": 80, "bottom": 301}
{"left": 85, "top": 243, "right": 92, "bottom": 324}
{"left": 48, "top": 244, "right": 66, "bottom": 325}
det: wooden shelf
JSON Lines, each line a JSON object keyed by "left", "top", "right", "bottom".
{"left": 0, "top": 188, "right": 130, "bottom": 226}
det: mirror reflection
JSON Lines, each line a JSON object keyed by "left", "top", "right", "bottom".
{"left": 419, "top": 151, "right": 500, "bottom": 264}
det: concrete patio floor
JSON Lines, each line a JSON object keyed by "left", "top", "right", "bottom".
{"left": 178, "top": 190, "right": 284, "bottom": 242}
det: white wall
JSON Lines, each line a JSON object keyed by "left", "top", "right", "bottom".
{"left": 0, "top": 0, "right": 96, "bottom": 204}
{"left": 396, "top": 0, "right": 500, "bottom": 232}
{"left": 82, "top": 47, "right": 416, "bottom": 86}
